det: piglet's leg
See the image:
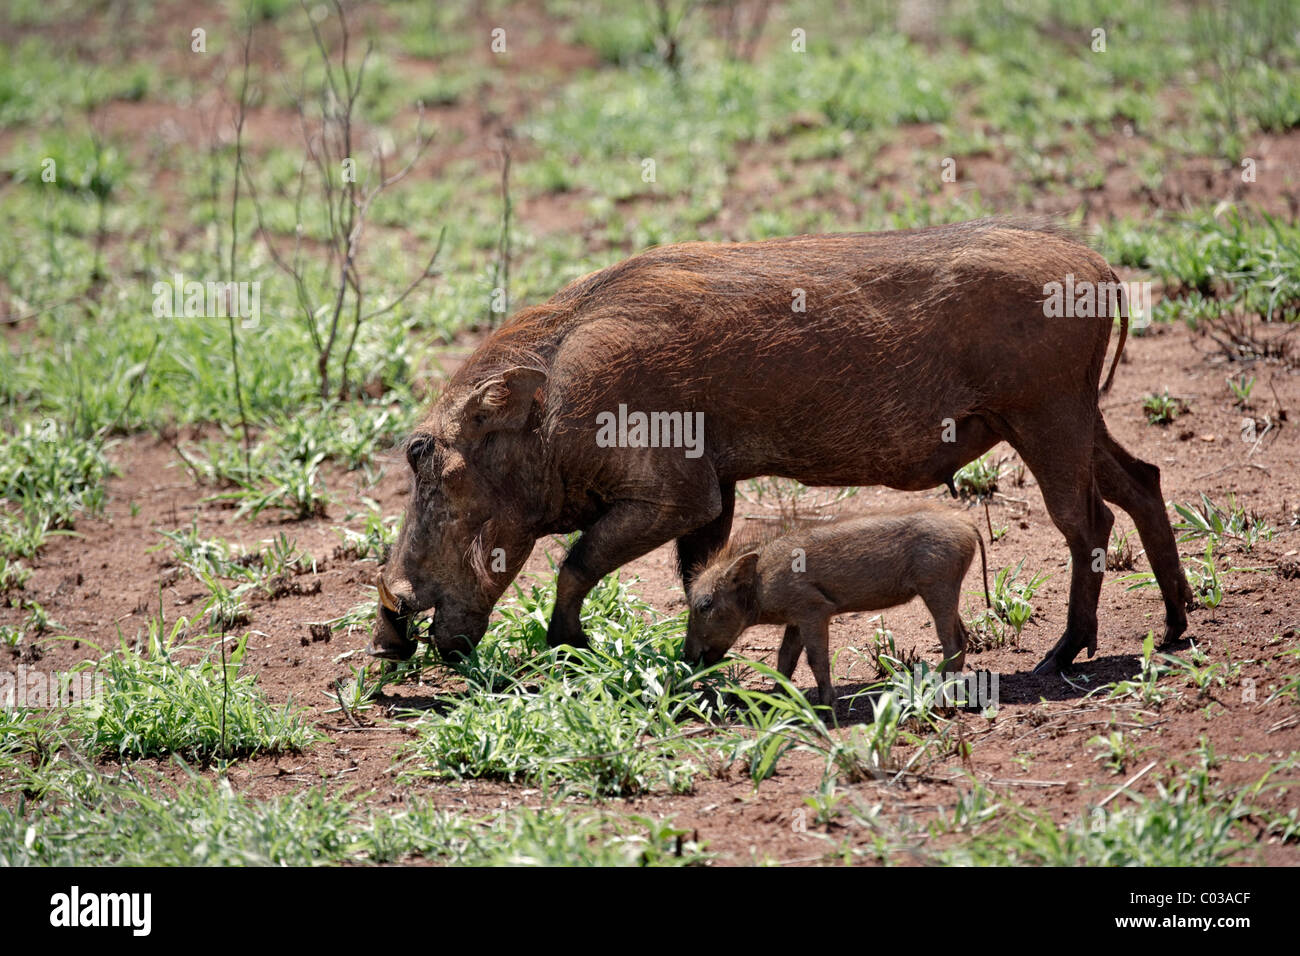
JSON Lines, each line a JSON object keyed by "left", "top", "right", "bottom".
{"left": 776, "top": 624, "right": 802, "bottom": 681}
{"left": 920, "top": 589, "right": 967, "bottom": 675}
{"left": 797, "top": 616, "right": 837, "bottom": 718}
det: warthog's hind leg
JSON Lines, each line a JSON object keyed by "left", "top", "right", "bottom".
{"left": 920, "top": 584, "right": 967, "bottom": 674}
{"left": 1093, "top": 419, "right": 1194, "bottom": 645}
{"left": 1018, "top": 424, "right": 1116, "bottom": 675}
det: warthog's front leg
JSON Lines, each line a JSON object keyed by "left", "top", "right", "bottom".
{"left": 675, "top": 481, "right": 735, "bottom": 591}
{"left": 548, "top": 492, "right": 723, "bottom": 650}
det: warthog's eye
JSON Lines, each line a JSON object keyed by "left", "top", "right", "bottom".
{"left": 406, "top": 436, "right": 432, "bottom": 472}
{"left": 696, "top": 595, "right": 713, "bottom": 613}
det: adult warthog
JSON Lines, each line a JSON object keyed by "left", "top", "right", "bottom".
{"left": 372, "top": 219, "right": 1194, "bottom": 674}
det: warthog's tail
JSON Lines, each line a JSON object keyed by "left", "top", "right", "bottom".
{"left": 1100, "top": 267, "right": 1129, "bottom": 394}
{"left": 976, "top": 529, "right": 990, "bottom": 609}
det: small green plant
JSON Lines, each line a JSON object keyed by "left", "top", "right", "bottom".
{"left": 0, "top": 599, "right": 59, "bottom": 648}
{"left": 0, "top": 512, "right": 69, "bottom": 561}
{"left": 153, "top": 520, "right": 234, "bottom": 578}
{"left": 249, "top": 532, "right": 317, "bottom": 583}
{"left": 1267, "top": 648, "right": 1300, "bottom": 704}
{"left": 834, "top": 692, "right": 905, "bottom": 778}
{"left": 268, "top": 402, "right": 408, "bottom": 474}
{"left": 1103, "top": 633, "right": 1174, "bottom": 705}
{"left": 0, "top": 424, "right": 115, "bottom": 560}
{"left": 195, "top": 571, "right": 251, "bottom": 630}
{"left": 1173, "top": 493, "right": 1273, "bottom": 551}
{"left": 20, "top": 600, "right": 56, "bottom": 636}
{"left": 1184, "top": 542, "right": 1225, "bottom": 609}
{"left": 1227, "top": 373, "right": 1255, "bottom": 407}
{"left": 1088, "top": 730, "right": 1150, "bottom": 774}
{"left": 825, "top": 656, "right": 959, "bottom": 782}
{"left": 720, "top": 666, "right": 831, "bottom": 784}
{"left": 175, "top": 430, "right": 334, "bottom": 522}
{"left": 931, "top": 785, "right": 1002, "bottom": 834}
{"left": 1193, "top": 735, "right": 1221, "bottom": 771}
{"left": 327, "top": 660, "right": 387, "bottom": 718}
{"left": 0, "top": 558, "right": 31, "bottom": 594}
{"left": 803, "top": 782, "right": 847, "bottom": 828}
{"left": 215, "top": 453, "right": 330, "bottom": 521}
{"left": 324, "top": 598, "right": 379, "bottom": 638}
{"left": 335, "top": 505, "right": 399, "bottom": 562}
{"left": 1142, "top": 390, "right": 1183, "bottom": 425}
{"left": 953, "top": 453, "right": 1001, "bottom": 500}
{"left": 1107, "top": 528, "right": 1137, "bottom": 571}
{"left": 967, "top": 559, "right": 1049, "bottom": 649}
{"left": 1160, "top": 643, "right": 1227, "bottom": 695}
{"left": 152, "top": 526, "right": 318, "bottom": 617}
{"left": 867, "top": 620, "right": 918, "bottom": 676}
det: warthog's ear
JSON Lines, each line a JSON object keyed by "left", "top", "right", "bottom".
{"left": 722, "top": 551, "right": 760, "bottom": 592}
{"left": 720, "top": 551, "right": 760, "bottom": 616}
{"left": 462, "top": 367, "right": 547, "bottom": 438}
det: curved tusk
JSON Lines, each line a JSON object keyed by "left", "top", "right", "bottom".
{"left": 376, "top": 575, "right": 399, "bottom": 613}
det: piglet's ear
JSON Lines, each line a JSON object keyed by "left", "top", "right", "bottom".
{"left": 462, "top": 367, "right": 547, "bottom": 438}
{"left": 724, "top": 551, "right": 760, "bottom": 588}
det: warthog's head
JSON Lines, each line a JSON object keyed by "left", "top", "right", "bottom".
{"left": 371, "top": 365, "right": 548, "bottom": 660}
{"left": 682, "top": 550, "right": 761, "bottom": 667}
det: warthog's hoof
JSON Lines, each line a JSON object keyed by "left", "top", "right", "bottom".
{"left": 1031, "top": 652, "right": 1065, "bottom": 676}
{"left": 1032, "top": 630, "right": 1096, "bottom": 675}
{"left": 1166, "top": 605, "right": 1191, "bottom": 642}
{"left": 367, "top": 637, "right": 417, "bottom": 661}
{"left": 545, "top": 622, "right": 591, "bottom": 651}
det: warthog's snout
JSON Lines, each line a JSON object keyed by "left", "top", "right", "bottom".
{"left": 368, "top": 575, "right": 421, "bottom": 661}
{"left": 369, "top": 575, "right": 490, "bottom": 661}
{"left": 681, "top": 634, "right": 726, "bottom": 669}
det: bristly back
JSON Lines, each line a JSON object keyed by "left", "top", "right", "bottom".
{"left": 446, "top": 218, "right": 1092, "bottom": 398}
{"left": 693, "top": 502, "right": 970, "bottom": 579}
{"left": 692, "top": 514, "right": 845, "bottom": 580}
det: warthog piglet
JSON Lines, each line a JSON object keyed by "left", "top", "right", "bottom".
{"left": 684, "top": 507, "right": 988, "bottom": 710}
